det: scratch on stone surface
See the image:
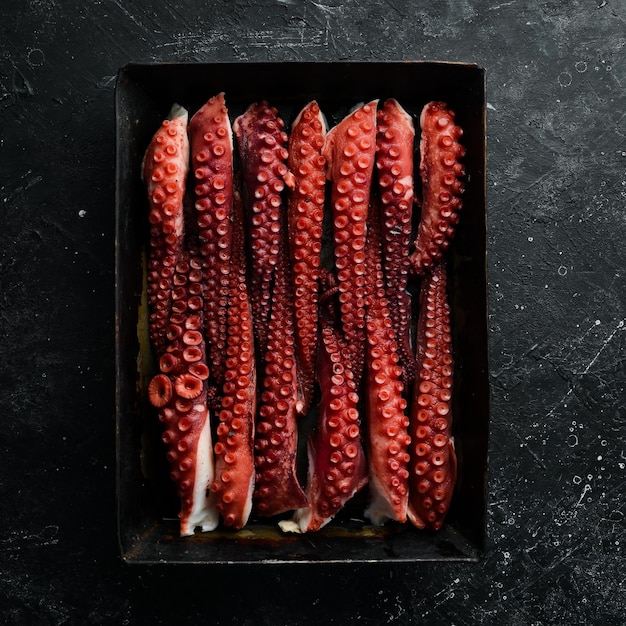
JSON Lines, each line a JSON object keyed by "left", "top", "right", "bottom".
{"left": 520, "top": 440, "right": 547, "bottom": 471}
{"left": 0, "top": 525, "right": 59, "bottom": 551}
{"left": 488, "top": 0, "right": 517, "bottom": 10}
{"left": 311, "top": 0, "right": 344, "bottom": 16}
{"left": 576, "top": 319, "right": 624, "bottom": 377}
{"left": 12, "top": 66, "right": 34, "bottom": 96}
{"left": 111, "top": 0, "right": 150, "bottom": 32}
{"left": 1, "top": 65, "right": 35, "bottom": 107}
{"left": 546, "top": 318, "right": 625, "bottom": 418}
{"left": 591, "top": 109, "right": 626, "bottom": 146}
{"left": 96, "top": 75, "right": 116, "bottom": 89}
{"left": 575, "top": 483, "right": 592, "bottom": 507}
{"left": 380, "top": 0, "right": 409, "bottom": 19}
{"left": 154, "top": 30, "right": 228, "bottom": 55}
{"left": 418, "top": 580, "right": 458, "bottom": 618}
{"left": 488, "top": 499, "right": 509, "bottom": 507}
{"left": 2, "top": 169, "right": 43, "bottom": 206}
{"left": 503, "top": 421, "right": 547, "bottom": 470}
{"left": 523, "top": 539, "right": 540, "bottom": 554}
{"left": 158, "top": 27, "right": 329, "bottom": 54}
{"left": 244, "top": 27, "right": 327, "bottom": 48}
{"left": 504, "top": 544, "right": 579, "bottom": 598}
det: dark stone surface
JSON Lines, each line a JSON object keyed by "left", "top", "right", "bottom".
{"left": 1, "top": 0, "right": 624, "bottom": 623}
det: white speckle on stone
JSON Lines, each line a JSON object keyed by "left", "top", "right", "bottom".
{"left": 558, "top": 71, "right": 572, "bottom": 87}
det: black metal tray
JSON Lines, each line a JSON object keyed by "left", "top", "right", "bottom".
{"left": 115, "top": 61, "right": 488, "bottom": 564}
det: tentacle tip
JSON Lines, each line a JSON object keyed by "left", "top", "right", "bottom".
{"left": 168, "top": 103, "right": 189, "bottom": 122}
{"left": 278, "top": 519, "right": 303, "bottom": 534}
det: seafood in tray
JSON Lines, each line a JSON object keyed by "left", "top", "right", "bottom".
{"left": 141, "top": 92, "right": 466, "bottom": 537}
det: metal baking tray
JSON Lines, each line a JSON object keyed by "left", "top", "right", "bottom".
{"left": 115, "top": 61, "right": 488, "bottom": 564}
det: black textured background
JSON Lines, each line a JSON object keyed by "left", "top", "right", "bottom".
{"left": 1, "top": 1, "right": 625, "bottom": 624}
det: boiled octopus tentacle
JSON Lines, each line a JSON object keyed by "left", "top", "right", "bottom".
{"left": 189, "top": 93, "right": 233, "bottom": 393}
{"left": 253, "top": 245, "right": 308, "bottom": 517}
{"left": 209, "top": 189, "right": 256, "bottom": 530}
{"left": 286, "top": 101, "right": 327, "bottom": 414}
{"left": 362, "top": 202, "right": 410, "bottom": 525}
{"left": 233, "top": 102, "right": 290, "bottom": 356}
{"left": 147, "top": 253, "right": 218, "bottom": 536}
{"left": 410, "top": 102, "right": 466, "bottom": 277}
{"left": 280, "top": 317, "right": 367, "bottom": 533}
{"left": 407, "top": 260, "right": 457, "bottom": 530}
{"left": 142, "top": 104, "right": 189, "bottom": 356}
{"left": 375, "top": 99, "right": 416, "bottom": 384}
{"left": 322, "top": 100, "right": 378, "bottom": 388}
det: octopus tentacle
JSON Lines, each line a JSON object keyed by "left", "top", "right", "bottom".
{"left": 363, "top": 201, "right": 411, "bottom": 525}
{"left": 408, "top": 261, "right": 456, "bottom": 530}
{"left": 148, "top": 253, "right": 218, "bottom": 537}
{"left": 375, "top": 99, "right": 416, "bottom": 384}
{"left": 317, "top": 268, "right": 341, "bottom": 312}
{"left": 322, "top": 100, "right": 378, "bottom": 388}
{"left": 209, "top": 187, "right": 256, "bottom": 530}
{"left": 189, "top": 92, "right": 234, "bottom": 392}
{"left": 142, "top": 104, "right": 189, "bottom": 356}
{"left": 287, "top": 101, "right": 327, "bottom": 414}
{"left": 280, "top": 320, "right": 367, "bottom": 533}
{"left": 253, "top": 245, "right": 308, "bottom": 517}
{"left": 233, "top": 102, "right": 290, "bottom": 356}
{"left": 410, "top": 102, "right": 466, "bottom": 276}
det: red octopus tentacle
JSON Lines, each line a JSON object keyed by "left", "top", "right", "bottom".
{"left": 280, "top": 320, "right": 367, "bottom": 533}
{"left": 142, "top": 104, "right": 189, "bottom": 356}
{"left": 322, "top": 100, "right": 378, "bottom": 389}
{"left": 410, "top": 101, "right": 466, "bottom": 276}
{"left": 408, "top": 260, "right": 457, "bottom": 530}
{"left": 148, "top": 253, "right": 218, "bottom": 537}
{"left": 233, "top": 101, "right": 290, "bottom": 356}
{"left": 375, "top": 99, "right": 416, "bottom": 384}
{"left": 253, "top": 244, "right": 308, "bottom": 517}
{"left": 287, "top": 101, "right": 326, "bottom": 414}
{"left": 210, "top": 186, "right": 256, "bottom": 530}
{"left": 189, "top": 92, "right": 234, "bottom": 393}
{"left": 362, "top": 200, "right": 411, "bottom": 525}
